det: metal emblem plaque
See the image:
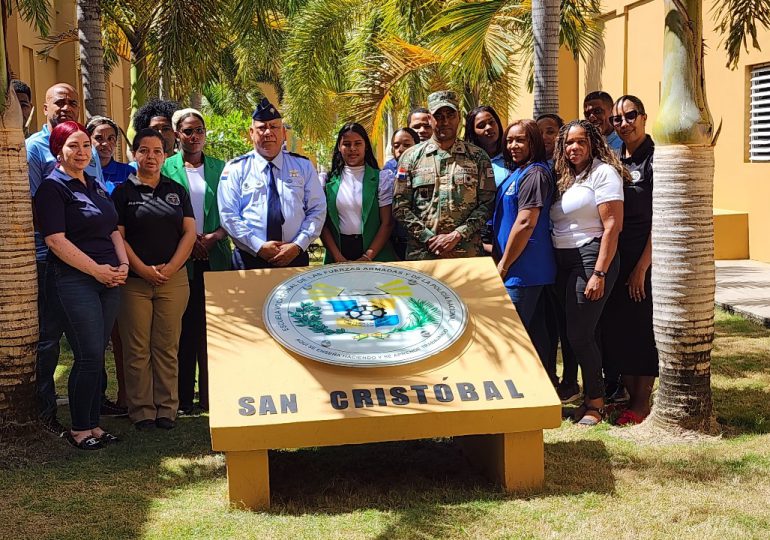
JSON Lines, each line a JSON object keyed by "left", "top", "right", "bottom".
{"left": 263, "top": 264, "right": 468, "bottom": 367}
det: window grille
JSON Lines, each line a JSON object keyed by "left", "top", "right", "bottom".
{"left": 749, "top": 63, "right": 770, "bottom": 162}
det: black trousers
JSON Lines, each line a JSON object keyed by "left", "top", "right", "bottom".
{"left": 554, "top": 239, "right": 619, "bottom": 401}
{"left": 340, "top": 234, "right": 365, "bottom": 261}
{"left": 178, "top": 260, "right": 210, "bottom": 410}
{"left": 238, "top": 248, "right": 309, "bottom": 269}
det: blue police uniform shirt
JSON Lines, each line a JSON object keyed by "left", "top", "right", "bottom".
{"left": 217, "top": 149, "right": 327, "bottom": 256}
{"left": 606, "top": 130, "right": 623, "bottom": 153}
{"left": 26, "top": 124, "right": 105, "bottom": 261}
{"left": 102, "top": 159, "right": 134, "bottom": 194}
{"left": 491, "top": 153, "right": 510, "bottom": 187}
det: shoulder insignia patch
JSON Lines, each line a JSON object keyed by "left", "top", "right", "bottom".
{"left": 288, "top": 151, "right": 311, "bottom": 161}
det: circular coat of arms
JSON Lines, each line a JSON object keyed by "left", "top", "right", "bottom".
{"left": 263, "top": 263, "right": 468, "bottom": 367}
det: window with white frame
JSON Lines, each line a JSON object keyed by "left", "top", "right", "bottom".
{"left": 749, "top": 64, "right": 770, "bottom": 162}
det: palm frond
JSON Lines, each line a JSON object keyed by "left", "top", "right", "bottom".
{"left": 13, "top": 0, "right": 52, "bottom": 35}
{"left": 281, "top": 0, "right": 371, "bottom": 139}
{"left": 343, "top": 35, "right": 440, "bottom": 140}
{"left": 425, "top": 0, "right": 517, "bottom": 88}
{"left": 145, "top": 0, "right": 227, "bottom": 98}
{"left": 35, "top": 28, "right": 78, "bottom": 59}
{"left": 712, "top": 0, "right": 770, "bottom": 69}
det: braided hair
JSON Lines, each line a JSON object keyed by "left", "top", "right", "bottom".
{"left": 553, "top": 119, "right": 630, "bottom": 197}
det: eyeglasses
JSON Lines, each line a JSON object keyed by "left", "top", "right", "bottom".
{"left": 610, "top": 110, "right": 641, "bottom": 126}
{"left": 181, "top": 127, "right": 206, "bottom": 136}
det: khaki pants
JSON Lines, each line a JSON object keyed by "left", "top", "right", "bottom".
{"left": 118, "top": 270, "right": 189, "bottom": 423}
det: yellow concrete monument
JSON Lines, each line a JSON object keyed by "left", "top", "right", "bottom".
{"left": 206, "top": 257, "right": 561, "bottom": 510}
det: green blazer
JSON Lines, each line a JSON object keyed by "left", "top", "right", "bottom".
{"left": 161, "top": 153, "right": 232, "bottom": 273}
{"left": 324, "top": 165, "right": 397, "bottom": 264}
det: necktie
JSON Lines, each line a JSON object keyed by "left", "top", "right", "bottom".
{"left": 266, "top": 162, "right": 284, "bottom": 242}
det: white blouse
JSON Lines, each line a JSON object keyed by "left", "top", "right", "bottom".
{"left": 550, "top": 158, "right": 624, "bottom": 249}
{"left": 336, "top": 166, "right": 394, "bottom": 235}
{"left": 185, "top": 164, "right": 206, "bottom": 234}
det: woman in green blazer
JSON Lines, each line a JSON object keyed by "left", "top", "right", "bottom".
{"left": 161, "top": 108, "right": 231, "bottom": 414}
{"left": 321, "top": 123, "right": 397, "bottom": 264}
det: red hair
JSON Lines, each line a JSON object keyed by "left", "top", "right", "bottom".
{"left": 49, "top": 121, "right": 89, "bottom": 159}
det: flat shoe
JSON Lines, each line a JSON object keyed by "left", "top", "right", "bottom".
{"left": 66, "top": 432, "right": 103, "bottom": 451}
{"left": 155, "top": 417, "right": 176, "bottom": 430}
{"left": 97, "top": 432, "right": 120, "bottom": 444}
{"left": 615, "top": 409, "right": 647, "bottom": 426}
{"left": 135, "top": 419, "right": 156, "bottom": 431}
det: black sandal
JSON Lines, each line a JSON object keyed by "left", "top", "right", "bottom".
{"left": 66, "top": 432, "right": 104, "bottom": 450}
{"left": 574, "top": 404, "right": 605, "bottom": 427}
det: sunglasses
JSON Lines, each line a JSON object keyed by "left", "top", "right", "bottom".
{"left": 610, "top": 110, "right": 641, "bottom": 126}
{"left": 180, "top": 127, "right": 206, "bottom": 136}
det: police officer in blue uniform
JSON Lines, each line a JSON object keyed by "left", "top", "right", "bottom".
{"left": 217, "top": 98, "right": 326, "bottom": 269}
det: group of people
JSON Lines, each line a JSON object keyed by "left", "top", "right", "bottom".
{"left": 22, "top": 78, "right": 657, "bottom": 450}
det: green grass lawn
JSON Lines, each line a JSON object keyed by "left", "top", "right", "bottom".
{"left": 1, "top": 309, "right": 769, "bottom": 540}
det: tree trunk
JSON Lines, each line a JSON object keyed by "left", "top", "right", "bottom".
{"left": 78, "top": 0, "right": 108, "bottom": 118}
{"left": 647, "top": 0, "right": 717, "bottom": 433}
{"left": 126, "top": 47, "right": 148, "bottom": 148}
{"left": 531, "top": 0, "right": 560, "bottom": 117}
{"left": 190, "top": 91, "right": 202, "bottom": 110}
{"left": 0, "top": 86, "right": 39, "bottom": 426}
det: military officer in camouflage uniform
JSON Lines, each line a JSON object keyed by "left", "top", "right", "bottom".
{"left": 393, "top": 91, "right": 496, "bottom": 260}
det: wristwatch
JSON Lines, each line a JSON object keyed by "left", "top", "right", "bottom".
{"left": 592, "top": 270, "right": 607, "bottom": 278}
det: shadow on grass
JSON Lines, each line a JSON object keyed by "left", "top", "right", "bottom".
{"left": 0, "top": 413, "right": 220, "bottom": 539}
{"left": 713, "top": 384, "right": 770, "bottom": 435}
{"left": 268, "top": 438, "right": 614, "bottom": 517}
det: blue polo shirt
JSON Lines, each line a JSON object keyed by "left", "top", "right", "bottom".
{"left": 33, "top": 168, "right": 119, "bottom": 267}
{"left": 491, "top": 153, "right": 510, "bottom": 187}
{"left": 102, "top": 159, "right": 134, "bottom": 194}
{"left": 26, "top": 124, "right": 105, "bottom": 261}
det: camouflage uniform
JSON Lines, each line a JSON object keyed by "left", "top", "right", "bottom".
{"left": 392, "top": 139, "right": 496, "bottom": 260}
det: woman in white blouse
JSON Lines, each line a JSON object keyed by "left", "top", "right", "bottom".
{"left": 321, "top": 123, "right": 397, "bottom": 263}
{"left": 551, "top": 119, "right": 629, "bottom": 426}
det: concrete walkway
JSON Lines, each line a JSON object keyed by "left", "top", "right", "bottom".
{"left": 716, "top": 260, "right": 770, "bottom": 327}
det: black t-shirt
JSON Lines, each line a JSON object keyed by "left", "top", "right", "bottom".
{"left": 34, "top": 168, "right": 119, "bottom": 266}
{"left": 111, "top": 174, "right": 194, "bottom": 271}
{"left": 620, "top": 135, "right": 654, "bottom": 253}
{"left": 518, "top": 167, "right": 553, "bottom": 211}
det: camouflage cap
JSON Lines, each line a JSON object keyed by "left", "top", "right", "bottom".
{"left": 427, "top": 90, "right": 459, "bottom": 115}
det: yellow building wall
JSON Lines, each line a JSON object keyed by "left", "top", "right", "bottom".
{"left": 509, "top": 0, "right": 768, "bottom": 262}
{"left": 9, "top": 3, "right": 133, "bottom": 159}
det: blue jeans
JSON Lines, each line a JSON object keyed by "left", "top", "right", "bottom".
{"left": 506, "top": 285, "right": 552, "bottom": 376}
{"left": 36, "top": 261, "right": 65, "bottom": 421}
{"left": 48, "top": 262, "right": 120, "bottom": 431}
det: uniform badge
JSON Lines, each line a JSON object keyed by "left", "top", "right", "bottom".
{"left": 396, "top": 168, "right": 408, "bottom": 182}
{"left": 289, "top": 169, "right": 300, "bottom": 178}
{"left": 631, "top": 170, "right": 642, "bottom": 183}
{"left": 165, "top": 193, "right": 181, "bottom": 206}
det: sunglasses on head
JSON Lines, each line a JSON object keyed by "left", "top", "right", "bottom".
{"left": 610, "top": 110, "right": 641, "bottom": 126}
{"left": 181, "top": 127, "right": 206, "bottom": 136}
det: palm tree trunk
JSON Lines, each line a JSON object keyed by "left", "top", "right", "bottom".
{"left": 531, "top": 0, "right": 560, "bottom": 117}
{"left": 78, "top": 0, "right": 108, "bottom": 117}
{"left": 648, "top": 0, "right": 718, "bottom": 433}
{"left": 0, "top": 84, "right": 39, "bottom": 426}
{"left": 126, "top": 46, "right": 148, "bottom": 146}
